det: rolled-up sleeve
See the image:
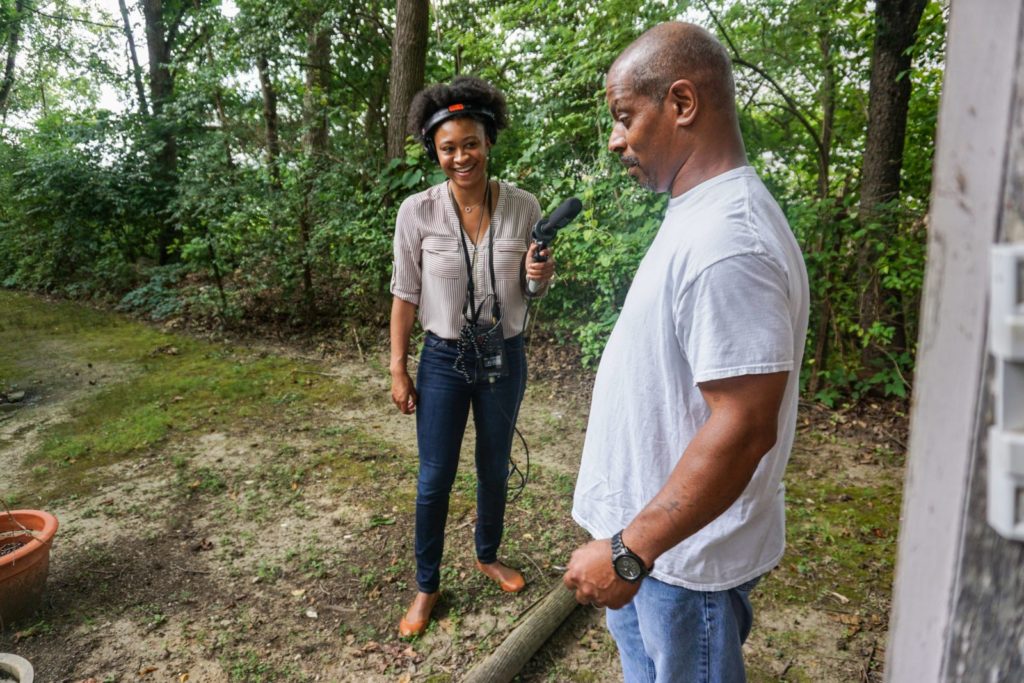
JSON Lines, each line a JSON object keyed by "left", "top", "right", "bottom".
{"left": 519, "top": 195, "right": 551, "bottom": 299}
{"left": 391, "top": 199, "right": 421, "bottom": 306}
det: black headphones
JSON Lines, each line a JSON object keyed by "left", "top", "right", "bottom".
{"left": 420, "top": 103, "right": 498, "bottom": 163}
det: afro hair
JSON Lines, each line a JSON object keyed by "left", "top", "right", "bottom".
{"left": 407, "top": 76, "right": 509, "bottom": 140}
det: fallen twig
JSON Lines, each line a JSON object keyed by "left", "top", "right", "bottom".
{"left": 82, "top": 567, "right": 118, "bottom": 577}
{"left": 350, "top": 326, "right": 365, "bottom": 362}
{"left": 860, "top": 640, "right": 877, "bottom": 682}
{"left": 320, "top": 604, "right": 358, "bottom": 613}
{"left": 175, "top": 565, "right": 211, "bottom": 575}
{"left": 290, "top": 369, "right": 346, "bottom": 378}
{"left": 0, "top": 529, "right": 41, "bottom": 540}
{"left": 522, "top": 552, "right": 547, "bottom": 581}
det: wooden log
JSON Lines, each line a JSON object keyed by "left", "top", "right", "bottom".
{"left": 461, "top": 582, "right": 580, "bottom": 683}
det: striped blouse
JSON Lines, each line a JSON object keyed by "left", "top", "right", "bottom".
{"left": 390, "top": 180, "right": 545, "bottom": 340}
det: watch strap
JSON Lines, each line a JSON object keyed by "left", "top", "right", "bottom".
{"left": 611, "top": 530, "right": 652, "bottom": 581}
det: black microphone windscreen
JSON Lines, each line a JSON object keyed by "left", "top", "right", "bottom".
{"left": 533, "top": 197, "right": 583, "bottom": 243}
{"left": 548, "top": 197, "right": 583, "bottom": 229}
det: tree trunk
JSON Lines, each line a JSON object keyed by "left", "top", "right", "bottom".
{"left": 366, "top": 49, "right": 388, "bottom": 174}
{"left": 298, "top": 18, "right": 331, "bottom": 318}
{"left": 142, "top": 0, "right": 180, "bottom": 264}
{"left": 386, "top": 0, "right": 429, "bottom": 160}
{"left": 0, "top": 0, "right": 26, "bottom": 119}
{"left": 257, "top": 54, "right": 282, "bottom": 191}
{"left": 302, "top": 23, "right": 330, "bottom": 159}
{"left": 118, "top": 0, "right": 149, "bottom": 115}
{"left": 855, "top": 0, "right": 928, "bottom": 365}
{"left": 816, "top": 28, "right": 834, "bottom": 202}
{"left": 806, "top": 24, "right": 837, "bottom": 396}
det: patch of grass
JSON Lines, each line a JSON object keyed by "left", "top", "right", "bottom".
{"left": 359, "top": 568, "right": 379, "bottom": 591}
{"left": 318, "top": 427, "right": 416, "bottom": 511}
{"left": 9, "top": 620, "right": 52, "bottom": 639}
{"left": 1, "top": 291, "right": 363, "bottom": 502}
{"left": 223, "top": 648, "right": 304, "bottom": 682}
{"left": 750, "top": 664, "right": 813, "bottom": 683}
{"left": 759, "top": 440, "right": 902, "bottom": 619}
{"left": 284, "top": 536, "right": 332, "bottom": 579}
{"left": 183, "top": 465, "right": 228, "bottom": 494}
{"left": 136, "top": 602, "right": 168, "bottom": 629}
{"left": 255, "top": 559, "right": 283, "bottom": 584}
{"left": 748, "top": 628, "right": 823, "bottom": 682}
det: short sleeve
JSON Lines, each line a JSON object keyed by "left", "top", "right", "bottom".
{"left": 390, "top": 198, "right": 422, "bottom": 305}
{"left": 676, "top": 253, "right": 794, "bottom": 385}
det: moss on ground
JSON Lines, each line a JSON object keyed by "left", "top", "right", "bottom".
{"left": 756, "top": 473, "right": 899, "bottom": 613}
{"left": 1, "top": 291, "right": 365, "bottom": 503}
{"left": 319, "top": 425, "right": 417, "bottom": 511}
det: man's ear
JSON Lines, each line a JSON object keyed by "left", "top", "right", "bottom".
{"left": 668, "top": 79, "right": 698, "bottom": 127}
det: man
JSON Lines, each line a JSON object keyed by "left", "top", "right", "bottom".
{"left": 563, "top": 22, "right": 809, "bottom": 682}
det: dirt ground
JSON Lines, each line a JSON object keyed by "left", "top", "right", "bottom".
{"left": 0, "top": 292, "right": 904, "bottom": 682}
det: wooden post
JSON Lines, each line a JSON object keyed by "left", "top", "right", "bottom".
{"left": 886, "top": 1, "right": 1024, "bottom": 679}
{"left": 462, "top": 583, "right": 579, "bottom": 683}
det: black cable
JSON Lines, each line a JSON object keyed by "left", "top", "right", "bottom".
{"left": 499, "top": 290, "right": 537, "bottom": 503}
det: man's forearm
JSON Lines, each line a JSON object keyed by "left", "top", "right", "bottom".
{"left": 621, "top": 424, "right": 768, "bottom": 567}
{"left": 621, "top": 371, "right": 788, "bottom": 568}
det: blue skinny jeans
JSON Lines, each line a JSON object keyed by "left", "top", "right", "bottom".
{"left": 413, "top": 331, "right": 526, "bottom": 593}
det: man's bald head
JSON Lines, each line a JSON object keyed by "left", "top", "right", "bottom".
{"left": 610, "top": 22, "right": 735, "bottom": 114}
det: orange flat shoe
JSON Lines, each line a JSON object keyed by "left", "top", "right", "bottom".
{"left": 398, "top": 591, "right": 439, "bottom": 638}
{"left": 476, "top": 560, "right": 526, "bottom": 593}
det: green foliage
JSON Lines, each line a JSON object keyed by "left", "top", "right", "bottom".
{"left": 118, "top": 265, "right": 187, "bottom": 320}
{"left": 0, "top": 0, "right": 947, "bottom": 402}
{"left": 0, "top": 114, "right": 158, "bottom": 296}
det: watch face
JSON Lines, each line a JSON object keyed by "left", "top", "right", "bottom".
{"left": 615, "top": 555, "right": 643, "bottom": 581}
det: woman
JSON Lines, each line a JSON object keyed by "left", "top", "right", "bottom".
{"left": 389, "top": 76, "right": 555, "bottom": 637}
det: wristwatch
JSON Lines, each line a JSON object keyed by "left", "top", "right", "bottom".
{"left": 611, "top": 530, "right": 652, "bottom": 583}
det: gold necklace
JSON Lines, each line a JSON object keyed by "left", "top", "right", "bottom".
{"left": 459, "top": 182, "right": 488, "bottom": 214}
{"left": 450, "top": 182, "right": 490, "bottom": 245}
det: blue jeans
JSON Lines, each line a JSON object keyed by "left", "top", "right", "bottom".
{"left": 606, "top": 575, "right": 761, "bottom": 683}
{"left": 413, "top": 331, "right": 526, "bottom": 593}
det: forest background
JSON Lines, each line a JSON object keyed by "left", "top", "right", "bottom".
{"left": 0, "top": 0, "right": 947, "bottom": 405}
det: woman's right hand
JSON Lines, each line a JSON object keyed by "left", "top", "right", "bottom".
{"left": 391, "top": 371, "right": 418, "bottom": 414}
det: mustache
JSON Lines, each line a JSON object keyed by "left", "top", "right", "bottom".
{"left": 619, "top": 155, "right": 640, "bottom": 168}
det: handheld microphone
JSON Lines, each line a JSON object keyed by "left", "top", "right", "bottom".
{"left": 527, "top": 197, "right": 582, "bottom": 294}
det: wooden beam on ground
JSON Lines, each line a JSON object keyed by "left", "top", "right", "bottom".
{"left": 462, "top": 582, "right": 580, "bottom": 683}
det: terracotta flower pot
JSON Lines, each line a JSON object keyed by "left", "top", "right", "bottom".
{"left": 0, "top": 510, "right": 58, "bottom": 628}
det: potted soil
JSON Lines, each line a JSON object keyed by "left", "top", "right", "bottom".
{"left": 0, "top": 510, "right": 58, "bottom": 629}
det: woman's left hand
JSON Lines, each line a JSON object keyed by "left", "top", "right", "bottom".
{"left": 525, "top": 243, "right": 555, "bottom": 285}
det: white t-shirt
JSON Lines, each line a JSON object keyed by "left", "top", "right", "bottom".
{"left": 572, "top": 166, "right": 809, "bottom": 591}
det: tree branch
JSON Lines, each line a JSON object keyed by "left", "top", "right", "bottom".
{"left": 0, "top": 0, "right": 26, "bottom": 117}
{"left": 698, "top": 0, "right": 827, "bottom": 164}
{"left": 25, "top": 5, "right": 121, "bottom": 30}
{"left": 117, "top": 0, "right": 149, "bottom": 115}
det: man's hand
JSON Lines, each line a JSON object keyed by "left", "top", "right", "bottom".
{"left": 562, "top": 538, "right": 640, "bottom": 609}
